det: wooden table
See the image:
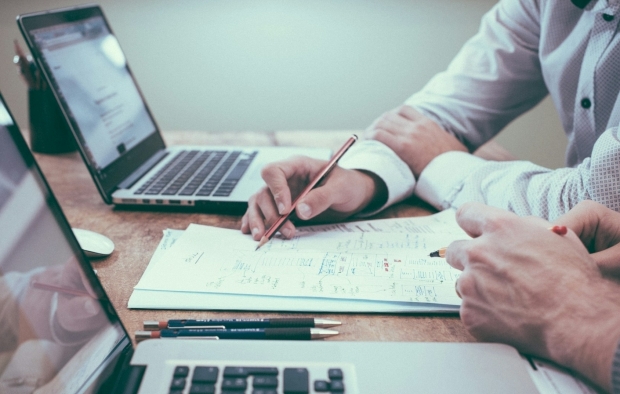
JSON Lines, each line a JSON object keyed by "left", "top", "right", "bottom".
{"left": 30, "top": 130, "right": 514, "bottom": 345}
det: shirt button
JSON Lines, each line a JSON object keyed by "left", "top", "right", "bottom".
{"left": 603, "top": 14, "right": 614, "bottom": 22}
{"left": 581, "top": 98, "right": 592, "bottom": 109}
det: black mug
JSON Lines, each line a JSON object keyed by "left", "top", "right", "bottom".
{"left": 28, "top": 88, "right": 77, "bottom": 154}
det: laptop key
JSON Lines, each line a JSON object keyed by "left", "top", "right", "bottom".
{"left": 330, "top": 379, "right": 345, "bottom": 392}
{"left": 314, "top": 380, "right": 330, "bottom": 392}
{"left": 328, "top": 368, "right": 344, "bottom": 380}
{"left": 174, "top": 366, "right": 189, "bottom": 377}
{"left": 170, "top": 377, "right": 186, "bottom": 390}
{"left": 221, "top": 377, "right": 247, "bottom": 390}
{"left": 224, "top": 366, "right": 279, "bottom": 377}
{"left": 283, "top": 368, "right": 309, "bottom": 394}
{"left": 252, "top": 376, "right": 278, "bottom": 388}
{"left": 189, "top": 383, "right": 215, "bottom": 394}
{"left": 192, "top": 366, "right": 219, "bottom": 383}
{"left": 252, "top": 390, "right": 277, "bottom": 394}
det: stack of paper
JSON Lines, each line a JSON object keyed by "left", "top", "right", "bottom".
{"left": 129, "top": 210, "right": 468, "bottom": 313}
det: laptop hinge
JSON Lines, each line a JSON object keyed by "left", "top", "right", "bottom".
{"left": 115, "top": 365, "right": 147, "bottom": 394}
{"left": 118, "top": 150, "right": 169, "bottom": 190}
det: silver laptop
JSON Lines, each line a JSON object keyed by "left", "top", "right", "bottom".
{"left": 0, "top": 91, "right": 549, "bottom": 393}
{"left": 17, "top": 5, "right": 330, "bottom": 213}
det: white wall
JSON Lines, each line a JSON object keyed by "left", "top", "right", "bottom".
{"left": 0, "top": 0, "right": 566, "bottom": 168}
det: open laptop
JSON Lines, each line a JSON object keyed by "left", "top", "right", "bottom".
{"left": 17, "top": 5, "right": 331, "bottom": 213}
{"left": 0, "top": 91, "right": 557, "bottom": 393}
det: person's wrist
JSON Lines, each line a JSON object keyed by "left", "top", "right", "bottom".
{"left": 546, "top": 278, "right": 620, "bottom": 391}
{"left": 355, "top": 170, "right": 387, "bottom": 214}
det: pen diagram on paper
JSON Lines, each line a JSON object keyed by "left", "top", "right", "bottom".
{"left": 135, "top": 219, "right": 467, "bottom": 305}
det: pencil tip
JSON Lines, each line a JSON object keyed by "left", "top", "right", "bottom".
{"left": 429, "top": 251, "right": 439, "bottom": 258}
{"left": 255, "top": 236, "right": 269, "bottom": 251}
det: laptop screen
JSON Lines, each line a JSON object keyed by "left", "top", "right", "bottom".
{"left": 0, "top": 95, "right": 130, "bottom": 393}
{"left": 29, "top": 16, "right": 156, "bottom": 171}
{"left": 19, "top": 6, "right": 167, "bottom": 201}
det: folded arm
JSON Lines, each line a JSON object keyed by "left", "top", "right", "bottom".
{"left": 415, "top": 127, "right": 620, "bottom": 220}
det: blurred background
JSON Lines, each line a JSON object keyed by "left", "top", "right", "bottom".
{"left": 0, "top": 0, "right": 566, "bottom": 168}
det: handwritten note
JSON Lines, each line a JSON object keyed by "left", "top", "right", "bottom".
{"left": 135, "top": 218, "right": 467, "bottom": 305}
{"left": 297, "top": 209, "right": 466, "bottom": 235}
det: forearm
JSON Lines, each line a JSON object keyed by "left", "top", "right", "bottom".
{"left": 547, "top": 279, "right": 620, "bottom": 392}
{"left": 406, "top": 0, "right": 547, "bottom": 150}
{"left": 416, "top": 127, "right": 620, "bottom": 220}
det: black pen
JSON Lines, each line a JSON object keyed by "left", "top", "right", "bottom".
{"left": 143, "top": 317, "right": 341, "bottom": 330}
{"left": 135, "top": 327, "right": 339, "bottom": 341}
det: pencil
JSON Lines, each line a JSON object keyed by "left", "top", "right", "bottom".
{"left": 428, "top": 225, "right": 569, "bottom": 258}
{"left": 30, "top": 280, "right": 95, "bottom": 298}
{"left": 255, "top": 134, "right": 358, "bottom": 251}
{"left": 429, "top": 247, "right": 447, "bottom": 258}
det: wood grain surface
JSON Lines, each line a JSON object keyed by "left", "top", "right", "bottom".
{"left": 29, "top": 130, "right": 514, "bottom": 345}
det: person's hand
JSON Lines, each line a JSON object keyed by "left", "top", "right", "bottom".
{"left": 20, "top": 259, "right": 107, "bottom": 345}
{"left": 54, "top": 258, "right": 107, "bottom": 336}
{"left": 241, "top": 156, "right": 386, "bottom": 240}
{"left": 365, "top": 105, "right": 468, "bottom": 177}
{"left": 554, "top": 200, "right": 620, "bottom": 278}
{"left": 446, "top": 202, "right": 620, "bottom": 392}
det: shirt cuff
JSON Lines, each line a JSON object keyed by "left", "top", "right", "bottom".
{"left": 338, "top": 139, "right": 415, "bottom": 216}
{"left": 415, "top": 151, "right": 486, "bottom": 210}
{"left": 612, "top": 339, "right": 620, "bottom": 394}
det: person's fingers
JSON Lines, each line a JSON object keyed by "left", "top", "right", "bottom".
{"left": 260, "top": 161, "right": 301, "bottom": 215}
{"left": 397, "top": 105, "right": 424, "bottom": 121}
{"left": 292, "top": 169, "right": 365, "bottom": 220}
{"left": 591, "top": 244, "right": 620, "bottom": 278}
{"left": 295, "top": 184, "right": 337, "bottom": 220}
{"left": 240, "top": 213, "right": 250, "bottom": 234}
{"left": 455, "top": 202, "right": 516, "bottom": 238}
{"left": 384, "top": 112, "right": 411, "bottom": 128}
{"left": 553, "top": 200, "right": 600, "bottom": 244}
{"left": 246, "top": 194, "right": 268, "bottom": 240}
{"left": 371, "top": 128, "right": 402, "bottom": 151}
{"left": 453, "top": 270, "right": 481, "bottom": 305}
{"left": 278, "top": 220, "right": 296, "bottom": 239}
{"left": 555, "top": 200, "right": 620, "bottom": 254}
{"left": 246, "top": 188, "right": 297, "bottom": 240}
{"left": 57, "top": 296, "right": 105, "bottom": 332}
{"left": 445, "top": 239, "right": 469, "bottom": 271}
{"left": 373, "top": 113, "right": 410, "bottom": 134}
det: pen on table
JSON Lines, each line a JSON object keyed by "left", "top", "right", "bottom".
{"left": 134, "top": 327, "right": 339, "bottom": 341}
{"left": 143, "top": 317, "right": 342, "bottom": 330}
{"left": 30, "top": 280, "right": 95, "bottom": 298}
{"left": 428, "top": 225, "right": 569, "bottom": 258}
{"left": 255, "top": 134, "right": 358, "bottom": 251}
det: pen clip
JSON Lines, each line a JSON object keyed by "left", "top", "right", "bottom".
{"left": 173, "top": 336, "right": 220, "bottom": 340}
{"left": 185, "top": 325, "right": 227, "bottom": 330}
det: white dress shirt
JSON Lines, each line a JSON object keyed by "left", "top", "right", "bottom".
{"left": 340, "top": 0, "right": 620, "bottom": 220}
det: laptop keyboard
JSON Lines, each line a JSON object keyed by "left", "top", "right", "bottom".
{"left": 168, "top": 363, "right": 353, "bottom": 394}
{"left": 134, "top": 150, "right": 257, "bottom": 198}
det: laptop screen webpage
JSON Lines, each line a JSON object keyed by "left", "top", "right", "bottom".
{"left": 20, "top": 6, "right": 167, "bottom": 200}
{"left": 0, "top": 98, "right": 127, "bottom": 393}
{"left": 29, "top": 16, "right": 156, "bottom": 171}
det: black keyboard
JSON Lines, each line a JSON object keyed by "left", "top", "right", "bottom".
{"left": 168, "top": 364, "right": 348, "bottom": 394}
{"left": 134, "top": 150, "right": 257, "bottom": 198}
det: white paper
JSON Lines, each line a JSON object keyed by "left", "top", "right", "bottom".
{"left": 130, "top": 211, "right": 466, "bottom": 312}
{"left": 135, "top": 228, "right": 466, "bottom": 305}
